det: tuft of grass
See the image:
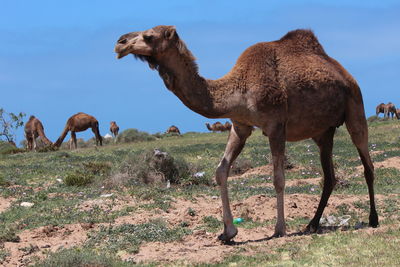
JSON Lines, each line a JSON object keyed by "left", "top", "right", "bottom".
{"left": 85, "top": 219, "right": 191, "bottom": 255}
{"left": 64, "top": 171, "right": 94, "bottom": 186}
{"left": 33, "top": 248, "right": 133, "bottom": 267}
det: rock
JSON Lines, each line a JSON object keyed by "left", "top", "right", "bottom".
{"left": 100, "top": 193, "right": 113, "bottom": 198}
{"left": 20, "top": 202, "right": 34, "bottom": 208}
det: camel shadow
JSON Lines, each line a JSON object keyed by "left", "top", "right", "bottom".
{"left": 222, "top": 223, "right": 369, "bottom": 246}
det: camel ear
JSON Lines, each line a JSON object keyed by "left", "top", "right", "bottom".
{"left": 164, "top": 26, "right": 177, "bottom": 40}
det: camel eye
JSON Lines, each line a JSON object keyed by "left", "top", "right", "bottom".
{"left": 143, "top": 35, "right": 153, "bottom": 42}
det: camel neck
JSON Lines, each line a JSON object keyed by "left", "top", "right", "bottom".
{"left": 156, "top": 51, "right": 236, "bottom": 118}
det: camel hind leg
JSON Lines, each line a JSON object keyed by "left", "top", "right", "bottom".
{"left": 345, "top": 98, "right": 379, "bottom": 227}
{"left": 91, "top": 124, "right": 102, "bottom": 146}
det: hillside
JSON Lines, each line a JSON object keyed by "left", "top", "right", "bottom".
{"left": 0, "top": 120, "right": 399, "bottom": 266}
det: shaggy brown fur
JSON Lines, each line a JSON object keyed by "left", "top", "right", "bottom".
{"left": 115, "top": 25, "right": 378, "bottom": 242}
{"left": 205, "top": 121, "right": 231, "bottom": 132}
{"left": 24, "top": 115, "right": 52, "bottom": 151}
{"left": 166, "top": 125, "right": 181, "bottom": 135}
{"left": 54, "top": 112, "right": 102, "bottom": 149}
{"left": 110, "top": 121, "right": 120, "bottom": 137}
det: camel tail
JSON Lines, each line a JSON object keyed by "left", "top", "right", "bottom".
{"left": 38, "top": 126, "right": 53, "bottom": 146}
{"left": 54, "top": 125, "right": 70, "bottom": 147}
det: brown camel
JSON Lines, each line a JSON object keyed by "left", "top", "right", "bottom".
{"left": 24, "top": 115, "right": 52, "bottom": 151}
{"left": 386, "top": 102, "right": 397, "bottom": 119}
{"left": 375, "top": 103, "right": 385, "bottom": 117}
{"left": 396, "top": 109, "right": 400, "bottom": 119}
{"left": 115, "top": 25, "right": 378, "bottom": 241}
{"left": 54, "top": 112, "right": 102, "bottom": 149}
{"left": 206, "top": 121, "right": 231, "bottom": 132}
{"left": 110, "top": 121, "right": 120, "bottom": 137}
{"left": 166, "top": 125, "right": 181, "bottom": 134}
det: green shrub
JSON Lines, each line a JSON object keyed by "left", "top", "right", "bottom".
{"left": 0, "top": 141, "right": 23, "bottom": 155}
{"left": 116, "top": 128, "right": 156, "bottom": 143}
{"left": 64, "top": 171, "right": 94, "bottom": 186}
{"left": 118, "top": 149, "right": 191, "bottom": 185}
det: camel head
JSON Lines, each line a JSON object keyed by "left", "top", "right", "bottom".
{"left": 115, "top": 25, "right": 195, "bottom": 70}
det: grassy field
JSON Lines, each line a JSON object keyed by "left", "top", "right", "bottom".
{"left": 0, "top": 119, "right": 399, "bottom": 266}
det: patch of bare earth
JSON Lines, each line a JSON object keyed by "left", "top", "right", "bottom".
{"left": 356, "top": 156, "right": 400, "bottom": 173}
{"left": 0, "top": 197, "right": 14, "bottom": 213}
{"left": 3, "top": 224, "right": 92, "bottom": 267}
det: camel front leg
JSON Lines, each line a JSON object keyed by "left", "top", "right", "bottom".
{"left": 267, "top": 124, "right": 287, "bottom": 237}
{"left": 216, "top": 122, "right": 253, "bottom": 242}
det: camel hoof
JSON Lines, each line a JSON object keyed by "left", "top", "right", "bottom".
{"left": 304, "top": 223, "right": 318, "bottom": 234}
{"left": 369, "top": 213, "right": 379, "bottom": 228}
{"left": 218, "top": 228, "right": 238, "bottom": 243}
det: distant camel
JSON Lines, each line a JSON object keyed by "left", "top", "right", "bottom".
{"left": 24, "top": 115, "right": 52, "bottom": 151}
{"left": 115, "top": 25, "right": 378, "bottom": 241}
{"left": 110, "top": 121, "right": 120, "bottom": 137}
{"left": 386, "top": 102, "right": 397, "bottom": 119}
{"left": 205, "top": 121, "right": 231, "bottom": 132}
{"left": 166, "top": 125, "right": 181, "bottom": 134}
{"left": 396, "top": 109, "right": 400, "bottom": 119}
{"left": 54, "top": 112, "right": 102, "bottom": 149}
{"left": 375, "top": 103, "right": 385, "bottom": 117}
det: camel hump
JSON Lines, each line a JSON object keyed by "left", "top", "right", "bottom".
{"left": 279, "top": 29, "right": 326, "bottom": 55}
{"left": 29, "top": 115, "right": 36, "bottom": 120}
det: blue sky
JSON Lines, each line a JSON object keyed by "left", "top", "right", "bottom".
{"left": 1, "top": 0, "right": 399, "bottom": 144}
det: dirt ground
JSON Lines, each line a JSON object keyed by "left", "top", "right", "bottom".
{"left": 1, "top": 156, "right": 399, "bottom": 266}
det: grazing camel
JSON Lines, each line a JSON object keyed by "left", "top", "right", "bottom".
{"left": 110, "top": 121, "right": 120, "bottom": 137}
{"left": 386, "top": 102, "right": 397, "bottom": 119}
{"left": 54, "top": 112, "right": 102, "bottom": 149}
{"left": 115, "top": 25, "right": 378, "bottom": 241}
{"left": 206, "top": 121, "right": 231, "bottom": 132}
{"left": 24, "top": 115, "right": 52, "bottom": 151}
{"left": 166, "top": 125, "right": 181, "bottom": 135}
{"left": 375, "top": 103, "right": 385, "bottom": 118}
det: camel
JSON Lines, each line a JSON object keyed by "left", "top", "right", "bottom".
{"left": 206, "top": 121, "right": 231, "bottom": 132}
{"left": 375, "top": 103, "right": 385, "bottom": 117}
{"left": 115, "top": 25, "right": 378, "bottom": 241}
{"left": 54, "top": 112, "right": 102, "bottom": 149}
{"left": 110, "top": 121, "right": 120, "bottom": 137}
{"left": 24, "top": 115, "right": 52, "bottom": 151}
{"left": 396, "top": 109, "right": 400, "bottom": 119}
{"left": 386, "top": 102, "right": 397, "bottom": 119}
{"left": 166, "top": 125, "right": 181, "bottom": 134}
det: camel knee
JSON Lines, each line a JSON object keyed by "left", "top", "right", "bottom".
{"left": 273, "top": 176, "right": 285, "bottom": 193}
{"left": 216, "top": 159, "right": 229, "bottom": 186}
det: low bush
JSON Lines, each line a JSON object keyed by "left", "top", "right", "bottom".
{"left": 116, "top": 128, "right": 156, "bottom": 144}
{"left": 64, "top": 171, "right": 94, "bottom": 186}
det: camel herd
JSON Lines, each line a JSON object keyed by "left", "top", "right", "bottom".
{"left": 24, "top": 112, "right": 119, "bottom": 151}
{"left": 23, "top": 111, "right": 232, "bottom": 150}
{"left": 375, "top": 102, "right": 400, "bottom": 119}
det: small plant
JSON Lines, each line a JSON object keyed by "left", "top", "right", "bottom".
{"left": 202, "top": 216, "right": 221, "bottom": 232}
{"left": 64, "top": 171, "right": 94, "bottom": 187}
{"left": 0, "top": 227, "right": 20, "bottom": 243}
{"left": 187, "top": 207, "right": 196, "bottom": 217}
